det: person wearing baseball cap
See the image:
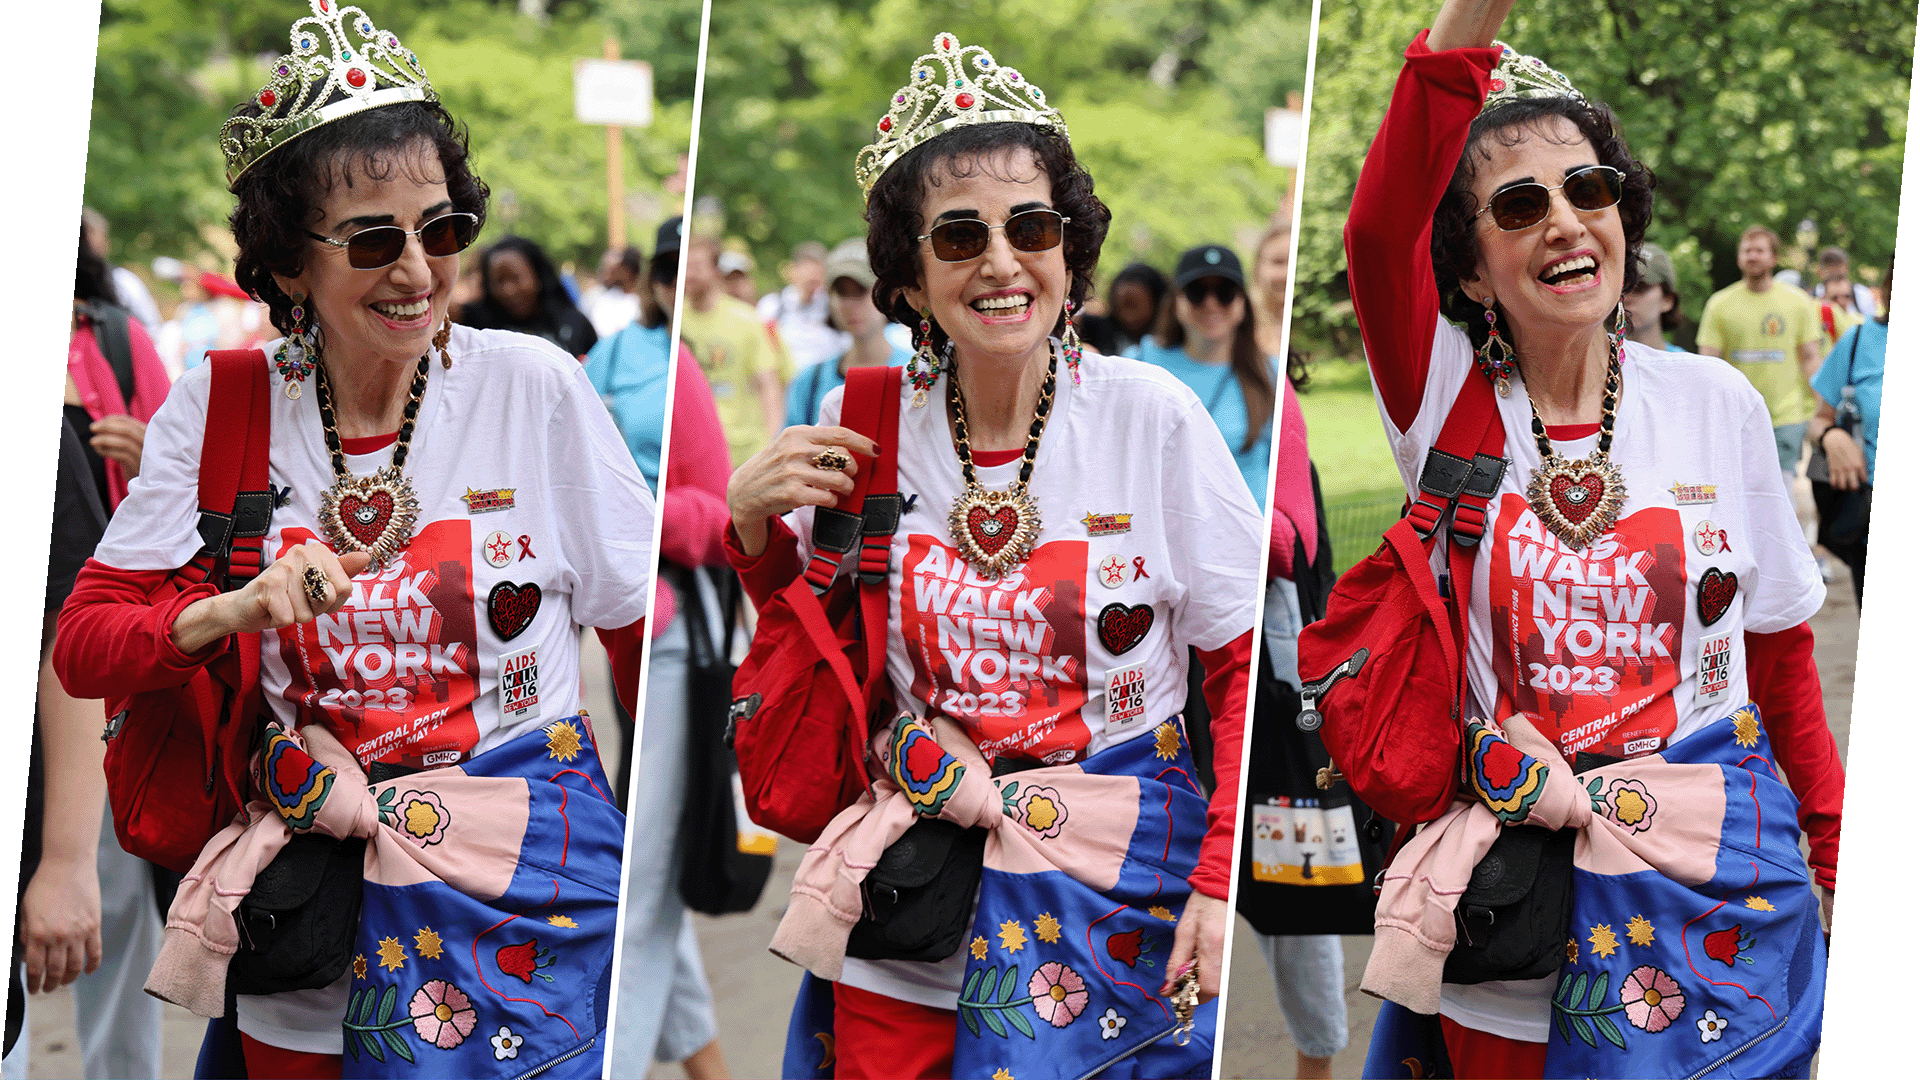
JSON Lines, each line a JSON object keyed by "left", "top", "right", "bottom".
{"left": 1127, "top": 242, "right": 1278, "bottom": 503}
{"left": 1623, "top": 241, "right": 1686, "bottom": 352}
{"left": 783, "top": 238, "right": 909, "bottom": 427}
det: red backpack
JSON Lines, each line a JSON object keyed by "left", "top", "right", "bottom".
{"left": 728, "top": 367, "right": 901, "bottom": 843}
{"left": 101, "top": 349, "right": 273, "bottom": 872}
{"left": 1296, "top": 371, "right": 1507, "bottom": 827}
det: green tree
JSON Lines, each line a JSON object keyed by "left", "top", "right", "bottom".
{"left": 1292, "top": 0, "right": 1912, "bottom": 361}
{"left": 692, "top": 0, "right": 1309, "bottom": 293}
{"left": 83, "top": 0, "right": 698, "bottom": 277}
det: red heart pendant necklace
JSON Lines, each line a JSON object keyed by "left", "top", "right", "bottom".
{"left": 1522, "top": 330, "right": 1627, "bottom": 550}
{"left": 314, "top": 354, "right": 429, "bottom": 566}
{"left": 946, "top": 346, "right": 1056, "bottom": 579}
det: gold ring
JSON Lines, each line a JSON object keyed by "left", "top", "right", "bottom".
{"left": 812, "top": 448, "right": 852, "bottom": 473}
{"left": 302, "top": 564, "right": 331, "bottom": 604}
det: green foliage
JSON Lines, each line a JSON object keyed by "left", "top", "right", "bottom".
{"left": 694, "top": 0, "right": 1309, "bottom": 293}
{"left": 1292, "top": 0, "right": 1913, "bottom": 360}
{"left": 83, "top": 0, "right": 698, "bottom": 275}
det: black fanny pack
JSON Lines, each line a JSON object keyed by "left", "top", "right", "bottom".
{"left": 228, "top": 833, "right": 367, "bottom": 995}
{"left": 845, "top": 818, "right": 986, "bottom": 963}
{"left": 1442, "top": 824, "right": 1575, "bottom": 985}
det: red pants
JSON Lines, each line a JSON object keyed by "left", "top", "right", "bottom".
{"left": 240, "top": 1033, "right": 342, "bottom": 1080}
{"left": 832, "top": 982, "right": 955, "bottom": 1079}
{"left": 1439, "top": 1016, "right": 1548, "bottom": 1079}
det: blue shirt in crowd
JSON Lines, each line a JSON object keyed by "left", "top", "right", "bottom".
{"left": 1810, "top": 321, "right": 1886, "bottom": 485}
{"left": 1125, "top": 336, "right": 1276, "bottom": 506}
{"left": 582, "top": 321, "right": 672, "bottom": 490}
{"left": 784, "top": 344, "right": 911, "bottom": 427}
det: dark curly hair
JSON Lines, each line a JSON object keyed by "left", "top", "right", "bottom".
{"left": 865, "top": 122, "right": 1111, "bottom": 352}
{"left": 1430, "top": 96, "right": 1656, "bottom": 351}
{"left": 229, "top": 96, "right": 490, "bottom": 336}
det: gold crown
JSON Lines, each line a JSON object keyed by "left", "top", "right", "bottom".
{"left": 1482, "top": 41, "right": 1585, "bottom": 114}
{"left": 219, "top": 1, "right": 435, "bottom": 188}
{"left": 855, "top": 33, "right": 1067, "bottom": 198}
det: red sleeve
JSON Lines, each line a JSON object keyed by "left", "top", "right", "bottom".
{"left": 1345, "top": 30, "right": 1501, "bottom": 432}
{"left": 660, "top": 346, "right": 733, "bottom": 570}
{"left": 1189, "top": 628, "right": 1253, "bottom": 900}
{"left": 54, "top": 559, "right": 227, "bottom": 698}
{"left": 126, "top": 317, "right": 172, "bottom": 423}
{"left": 1269, "top": 380, "right": 1314, "bottom": 580}
{"left": 595, "top": 618, "right": 646, "bottom": 716}
{"left": 724, "top": 516, "right": 805, "bottom": 611}
{"left": 1743, "top": 622, "right": 1843, "bottom": 890}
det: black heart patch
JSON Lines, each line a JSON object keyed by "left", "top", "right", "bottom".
{"left": 1097, "top": 603, "right": 1154, "bottom": 656}
{"left": 1697, "top": 567, "right": 1738, "bottom": 627}
{"left": 488, "top": 581, "right": 541, "bottom": 641}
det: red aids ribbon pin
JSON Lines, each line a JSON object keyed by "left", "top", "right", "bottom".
{"left": 518, "top": 534, "right": 537, "bottom": 560}
{"left": 1133, "top": 557, "right": 1150, "bottom": 581}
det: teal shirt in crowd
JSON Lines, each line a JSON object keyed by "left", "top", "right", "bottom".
{"left": 1810, "top": 321, "right": 1886, "bottom": 485}
{"left": 582, "top": 322, "right": 672, "bottom": 490}
{"left": 784, "top": 344, "right": 911, "bottom": 427}
{"left": 1126, "top": 336, "right": 1276, "bottom": 506}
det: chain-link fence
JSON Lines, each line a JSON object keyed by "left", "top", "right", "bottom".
{"left": 1323, "top": 489, "right": 1407, "bottom": 575}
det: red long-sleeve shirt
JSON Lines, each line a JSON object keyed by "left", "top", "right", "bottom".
{"left": 1344, "top": 30, "right": 1842, "bottom": 890}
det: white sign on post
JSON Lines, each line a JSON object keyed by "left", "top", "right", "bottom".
{"left": 1265, "top": 106, "right": 1304, "bottom": 168}
{"left": 574, "top": 59, "right": 654, "bottom": 127}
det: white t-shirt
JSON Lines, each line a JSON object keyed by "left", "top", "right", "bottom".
{"left": 1376, "top": 320, "right": 1823, "bottom": 1040}
{"left": 94, "top": 325, "right": 655, "bottom": 1050}
{"left": 787, "top": 350, "right": 1263, "bottom": 1006}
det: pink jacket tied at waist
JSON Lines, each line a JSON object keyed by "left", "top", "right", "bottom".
{"left": 147, "top": 723, "right": 529, "bottom": 1017}
{"left": 1364, "top": 714, "right": 1729, "bottom": 1014}
{"left": 771, "top": 718, "right": 1149, "bottom": 980}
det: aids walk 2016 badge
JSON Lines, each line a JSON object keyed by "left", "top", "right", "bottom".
{"left": 499, "top": 644, "right": 540, "bottom": 721}
{"left": 1105, "top": 664, "right": 1148, "bottom": 729}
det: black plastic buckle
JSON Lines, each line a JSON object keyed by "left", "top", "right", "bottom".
{"left": 1458, "top": 904, "right": 1495, "bottom": 948}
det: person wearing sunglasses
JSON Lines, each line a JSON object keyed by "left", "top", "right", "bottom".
{"left": 1338, "top": 1, "right": 1840, "bottom": 1077}
{"left": 53, "top": 4, "right": 654, "bottom": 1077}
{"left": 1128, "top": 244, "right": 1278, "bottom": 503}
{"left": 458, "top": 234, "right": 599, "bottom": 358}
{"left": 723, "top": 33, "right": 1261, "bottom": 1080}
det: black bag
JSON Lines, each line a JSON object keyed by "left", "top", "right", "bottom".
{"left": 676, "top": 565, "right": 775, "bottom": 916}
{"left": 1442, "top": 824, "right": 1576, "bottom": 984}
{"left": 228, "top": 833, "right": 367, "bottom": 995}
{"left": 845, "top": 818, "right": 987, "bottom": 962}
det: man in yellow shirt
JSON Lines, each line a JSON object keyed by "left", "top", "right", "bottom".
{"left": 1697, "top": 225, "right": 1823, "bottom": 492}
{"left": 673, "top": 223, "right": 791, "bottom": 463}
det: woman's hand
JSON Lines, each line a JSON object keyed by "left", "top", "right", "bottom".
{"left": 1164, "top": 891, "right": 1228, "bottom": 1004}
{"left": 1821, "top": 427, "right": 1868, "bottom": 490}
{"left": 170, "top": 541, "right": 373, "bottom": 654}
{"left": 19, "top": 853, "right": 102, "bottom": 993}
{"left": 727, "top": 425, "right": 879, "bottom": 557}
{"left": 1429, "top": 0, "right": 1516, "bottom": 51}
{"left": 89, "top": 414, "right": 148, "bottom": 480}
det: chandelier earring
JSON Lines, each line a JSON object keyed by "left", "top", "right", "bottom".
{"left": 1474, "top": 294, "right": 1518, "bottom": 397}
{"left": 907, "top": 307, "right": 941, "bottom": 409}
{"left": 1060, "top": 298, "right": 1084, "bottom": 385}
{"left": 433, "top": 315, "right": 452, "bottom": 370}
{"left": 274, "top": 295, "right": 320, "bottom": 399}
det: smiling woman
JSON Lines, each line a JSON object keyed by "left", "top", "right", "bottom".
{"left": 51, "top": 2, "right": 654, "bottom": 1077}
{"left": 717, "top": 31, "right": 1263, "bottom": 1080}
{"left": 1316, "top": 0, "right": 1844, "bottom": 1077}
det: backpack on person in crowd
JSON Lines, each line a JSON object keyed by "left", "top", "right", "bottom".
{"left": 728, "top": 366, "right": 903, "bottom": 843}
{"left": 677, "top": 564, "right": 777, "bottom": 915}
{"left": 101, "top": 349, "right": 273, "bottom": 872}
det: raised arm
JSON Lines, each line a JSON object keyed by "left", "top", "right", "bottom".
{"left": 1345, "top": 3, "right": 1508, "bottom": 431}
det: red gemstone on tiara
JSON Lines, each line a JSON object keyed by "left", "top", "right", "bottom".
{"left": 1490, "top": 78, "right": 1506, "bottom": 91}
{"left": 879, "top": 116, "right": 892, "bottom": 132}
{"left": 260, "top": 90, "right": 277, "bottom": 108}
{"left": 955, "top": 92, "right": 975, "bottom": 109}
{"left": 319, "top": 0, "right": 329, "bottom": 11}
{"left": 346, "top": 67, "right": 368, "bottom": 89}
